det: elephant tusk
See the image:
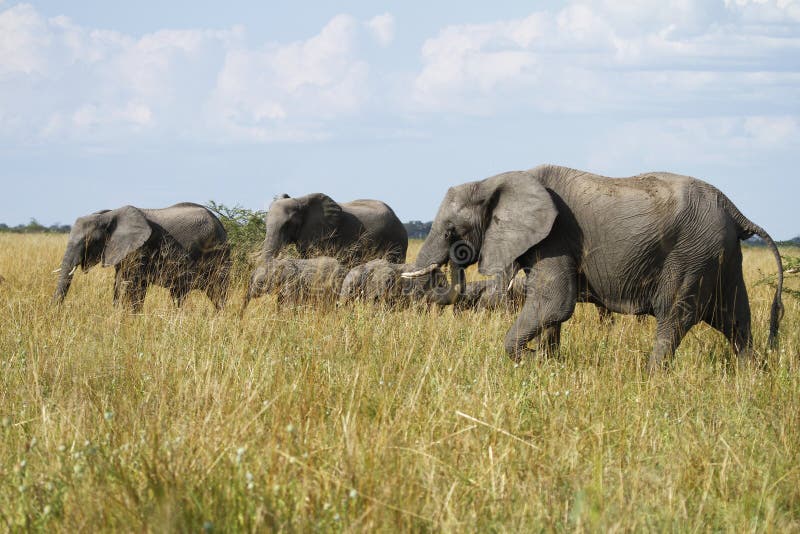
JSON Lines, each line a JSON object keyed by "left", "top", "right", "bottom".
{"left": 401, "top": 263, "right": 441, "bottom": 279}
{"left": 68, "top": 266, "right": 77, "bottom": 276}
{"left": 52, "top": 267, "right": 62, "bottom": 273}
{"left": 507, "top": 279, "right": 515, "bottom": 291}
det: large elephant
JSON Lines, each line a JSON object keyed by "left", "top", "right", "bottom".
{"left": 403, "top": 165, "right": 783, "bottom": 371}
{"left": 338, "top": 259, "right": 447, "bottom": 307}
{"left": 53, "top": 203, "right": 230, "bottom": 312}
{"left": 260, "top": 193, "right": 408, "bottom": 266}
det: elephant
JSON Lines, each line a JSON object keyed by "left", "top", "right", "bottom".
{"left": 403, "top": 164, "right": 783, "bottom": 371}
{"left": 53, "top": 203, "right": 231, "bottom": 312}
{"left": 260, "top": 193, "right": 408, "bottom": 266}
{"left": 241, "top": 257, "right": 347, "bottom": 313}
{"left": 338, "top": 259, "right": 448, "bottom": 307}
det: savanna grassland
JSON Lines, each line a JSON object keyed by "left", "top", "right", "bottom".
{"left": 1, "top": 234, "right": 799, "bottom": 532}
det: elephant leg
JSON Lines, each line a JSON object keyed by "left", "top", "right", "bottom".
{"left": 648, "top": 306, "right": 698, "bottom": 373}
{"left": 539, "top": 324, "right": 562, "bottom": 354}
{"left": 113, "top": 266, "right": 125, "bottom": 306}
{"left": 596, "top": 304, "right": 614, "bottom": 324}
{"left": 207, "top": 285, "right": 227, "bottom": 311}
{"left": 206, "top": 265, "right": 230, "bottom": 311}
{"left": 170, "top": 284, "right": 190, "bottom": 308}
{"left": 205, "top": 253, "right": 231, "bottom": 311}
{"left": 126, "top": 276, "right": 148, "bottom": 313}
{"left": 705, "top": 276, "right": 755, "bottom": 368}
{"left": 503, "top": 257, "right": 577, "bottom": 362}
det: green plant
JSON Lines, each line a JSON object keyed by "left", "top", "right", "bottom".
{"left": 205, "top": 201, "right": 267, "bottom": 276}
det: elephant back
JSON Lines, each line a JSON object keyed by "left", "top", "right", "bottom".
{"left": 340, "top": 199, "right": 408, "bottom": 263}
{"left": 143, "top": 204, "right": 228, "bottom": 258}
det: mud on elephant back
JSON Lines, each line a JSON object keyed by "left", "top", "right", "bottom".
{"left": 53, "top": 203, "right": 231, "bottom": 312}
{"left": 403, "top": 164, "right": 784, "bottom": 372}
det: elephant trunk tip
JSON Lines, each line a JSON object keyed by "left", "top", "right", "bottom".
{"left": 52, "top": 289, "right": 67, "bottom": 305}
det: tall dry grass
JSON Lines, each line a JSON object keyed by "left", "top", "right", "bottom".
{"left": 1, "top": 234, "right": 798, "bottom": 531}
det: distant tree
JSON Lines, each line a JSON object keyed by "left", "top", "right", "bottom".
{"left": 23, "top": 219, "right": 46, "bottom": 233}
{"left": 404, "top": 220, "right": 432, "bottom": 239}
{"left": 756, "top": 253, "right": 800, "bottom": 302}
{"left": 48, "top": 223, "right": 71, "bottom": 233}
{"left": 205, "top": 201, "right": 267, "bottom": 275}
{"left": 0, "top": 219, "right": 70, "bottom": 233}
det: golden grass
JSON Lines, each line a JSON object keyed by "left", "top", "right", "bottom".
{"left": 1, "top": 234, "right": 799, "bottom": 531}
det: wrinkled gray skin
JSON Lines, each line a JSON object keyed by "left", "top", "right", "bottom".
{"left": 53, "top": 203, "right": 230, "bottom": 312}
{"left": 435, "top": 268, "right": 635, "bottom": 321}
{"left": 339, "top": 259, "right": 448, "bottom": 307}
{"left": 261, "top": 193, "right": 408, "bottom": 266}
{"left": 242, "top": 257, "right": 347, "bottom": 313}
{"left": 407, "top": 165, "right": 784, "bottom": 371}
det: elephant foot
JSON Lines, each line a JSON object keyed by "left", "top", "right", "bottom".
{"left": 645, "top": 352, "right": 675, "bottom": 375}
{"left": 506, "top": 347, "right": 535, "bottom": 364}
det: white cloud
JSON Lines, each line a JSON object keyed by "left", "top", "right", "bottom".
{"left": 0, "top": 5, "right": 378, "bottom": 145}
{"left": 0, "top": 4, "right": 49, "bottom": 76}
{"left": 207, "top": 14, "right": 369, "bottom": 142}
{"left": 366, "top": 13, "right": 395, "bottom": 46}
{"left": 410, "top": 0, "right": 800, "bottom": 115}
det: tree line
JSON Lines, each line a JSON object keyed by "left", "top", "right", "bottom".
{"left": 0, "top": 219, "right": 71, "bottom": 234}
{"left": 0, "top": 206, "right": 435, "bottom": 239}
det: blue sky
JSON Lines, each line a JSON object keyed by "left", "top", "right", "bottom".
{"left": 1, "top": 1, "right": 798, "bottom": 238}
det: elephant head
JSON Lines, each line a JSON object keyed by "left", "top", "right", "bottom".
{"left": 53, "top": 206, "right": 152, "bottom": 303}
{"left": 403, "top": 171, "right": 557, "bottom": 293}
{"left": 261, "top": 193, "right": 343, "bottom": 260}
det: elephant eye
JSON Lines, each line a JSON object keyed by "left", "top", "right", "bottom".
{"left": 444, "top": 228, "right": 454, "bottom": 240}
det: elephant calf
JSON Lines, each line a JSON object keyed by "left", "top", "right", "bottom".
{"left": 242, "top": 257, "right": 348, "bottom": 314}
{"left": 53, "top": 203, "right": 230, "bottom": 312}
{"left": 339, "top": 259, "right": 448, "bottom": 307}
{"left": 451, "top": 275, "right": 527, "bottom": 312}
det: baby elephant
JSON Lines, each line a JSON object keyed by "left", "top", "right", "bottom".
{"left": 241, "top": 257, "right": 347, "bottom": 314}
{"left": 339, "top": 259, "right": 448, "bottom": 307}
{"left": 453, "top": 275, "right": 527, "bottom": 312}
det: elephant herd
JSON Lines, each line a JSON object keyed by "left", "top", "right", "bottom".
{"left": 53, "top": 164, "right": 785, "bottom": 371}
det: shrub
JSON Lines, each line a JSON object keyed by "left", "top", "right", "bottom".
{"left": 205, "top": 201, "right": 266, "bottom": 276}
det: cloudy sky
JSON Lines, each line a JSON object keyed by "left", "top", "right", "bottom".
{"left": 1, "top": 0, "right": 798, "bottom": 237}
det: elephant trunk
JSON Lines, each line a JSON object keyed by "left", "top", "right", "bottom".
{"left": 53, "top": 244, "right": 81, "bottom": 304}
{"left": 427, "top": 264, "right": 465, "bottom": 306}
{"left": 260, "top": 222, "right": 284, "bottom": 262}
{"left": 411, "top": 229, "right": 450, "bottom": 272}
{"left": 240, "top": 265, "right": 269, "bottom": 318}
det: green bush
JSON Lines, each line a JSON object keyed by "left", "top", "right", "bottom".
{"left": 206, "top": 201, "right": 266, "bottom": 277}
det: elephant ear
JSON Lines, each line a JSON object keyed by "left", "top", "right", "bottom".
{"left": 304, "top": 193, "right": 342, "bottom": 235}
{"left": 102, "top": 206, "right": 152, "bottom": 267}
{"left": 478, "top": 172, "right": 558, "bottom": 275}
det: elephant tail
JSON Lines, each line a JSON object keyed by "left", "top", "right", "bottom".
{"left": 724, "top": 196, "right": 784, "bottom": 349}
